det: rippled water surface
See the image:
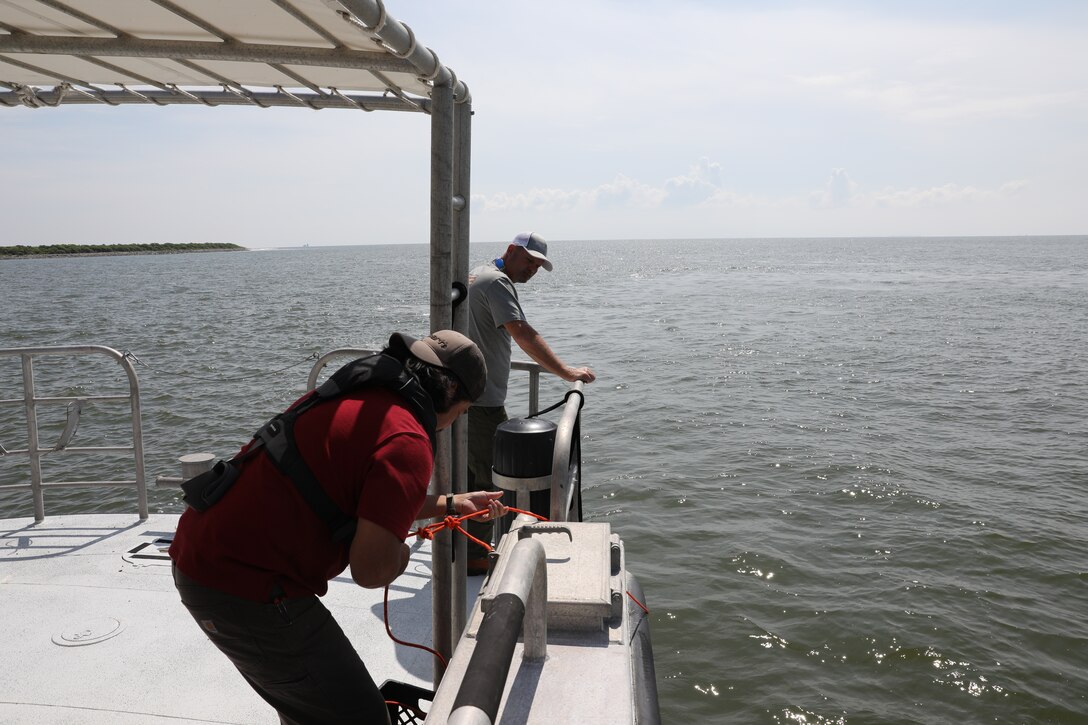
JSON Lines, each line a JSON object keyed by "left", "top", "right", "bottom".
{"left": 2, "top": 236, "right": 1086, "bottom": 723}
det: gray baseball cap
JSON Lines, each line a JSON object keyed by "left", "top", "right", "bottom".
{"left": 512, "top": 232, "right": 553, "bottom": 271}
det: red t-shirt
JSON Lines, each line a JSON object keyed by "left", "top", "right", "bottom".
{"left": 169, "top": 387, "right": 433, "bottom": 601}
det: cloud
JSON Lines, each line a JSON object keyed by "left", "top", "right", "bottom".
{"left": 872, "top": 180, "right": 1028, "bottom": 207}
{"left": 475, "top": 159, "right": 1032, "bottom": 221}
{"left": 812, "top": 168, "right": 858, "bottom": 209}
{"left": 781, "top": 14, "right": 1088, "bottom": 124}
{"left": 474, "top": 173, "right": 666, "bottom": 213}
{"left": 663, "top": 158, "right": 723, "bottom": 206}
{"left": 588, "top": 174, "right": 669, "bottom": 210}
{"left": 476, "top": 158, "right": 731, "bottom": 214}
{"left": 803, "top": 168, "right": 1029, "bottom": 211}
{"left": 792, "top": 71, "right": 1087, "bottom": 123}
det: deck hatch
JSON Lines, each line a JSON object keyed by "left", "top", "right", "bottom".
{"left": 481, "top": 522, "right": 615, "bottom": 632}
{"left": 123, "top": 536, "right": 173, "bottom": 562}
{"left": 51, "top": 616, "right": 126, "bottom": 647}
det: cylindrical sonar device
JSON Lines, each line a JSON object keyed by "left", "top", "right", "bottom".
{"left": 493, "top": 417, "right": 557, "bottom": 537}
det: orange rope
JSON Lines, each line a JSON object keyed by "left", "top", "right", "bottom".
{"left": 383, "top": 506, "right": 549, "bottom": 665}
{"left": 411, "top": 506, "right": 547, "bottom": 553}
{"left": 383, "top": 699, "right": 427, "bottom": 721}
{"left": 626, "top": 589, "right": 650, "bottom": 615}
{"left": 384, "top": 583, "right": 447, "bottom": 667}
{"left": 384, "top": 506, "right": 652, "bottom": 671}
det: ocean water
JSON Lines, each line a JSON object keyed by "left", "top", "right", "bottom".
{"left": 2, "top": 236, "right": 1086, "bottom": 724}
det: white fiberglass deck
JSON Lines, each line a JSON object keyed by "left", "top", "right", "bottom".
{"left": 0, "top": 513, "right": 451, "bottom": 724}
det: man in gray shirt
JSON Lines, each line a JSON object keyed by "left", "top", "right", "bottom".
{"left": 464, "top": 232, "right": 595, "bottom": 572}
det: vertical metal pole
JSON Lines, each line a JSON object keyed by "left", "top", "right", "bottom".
{"left": 529, "top": 369, "right": 540, "bottom": 415}
{"left": 430, "top": 79, "right": 456, "bottom": 685}
{"left": 449, "top": 96, "right": 473, "bottom": 648}
{"left": 121, "top": 354, "right": 150, "bottom": 520}
{"left": 21, "top": 354, "right": 45, "bottom": 522}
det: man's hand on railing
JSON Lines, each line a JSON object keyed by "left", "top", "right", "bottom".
{"left": 561, "top": 365, "right": 595, "bottom": 384}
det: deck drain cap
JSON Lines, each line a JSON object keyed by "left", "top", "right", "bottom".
{"left": 52, "top": 617, "right": 126, "bottom": 647}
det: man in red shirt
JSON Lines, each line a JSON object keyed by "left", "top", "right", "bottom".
{"left": 170, "top": 330, "right": 501, "bottom": 725}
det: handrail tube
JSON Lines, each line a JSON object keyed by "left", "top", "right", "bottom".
{"left": 0, "top": 345, "right": 147, "bottom": 521}
{"left": 20, "top": 354, "right": 44, "bottom": 521}
{"left": 311, "top": 353, "right": 551, "bottom": 399}
{"left": 528, "top": 369, "right": 540, "bottom": 414}
{"left": 0, "top": 480, "right": 143, "bottom": 490}
{"left": 563, "top": 459, "right": 580, "bottom": 519}
{"left": 305, "top": 348, "right": 377, "bottom": 390}
{"left": 510, "top": 361, "right": 542, "bottom": 418}
{"left": 448, "top": 538, "right": 547, "bottom": 725}
{"left": 548, "top": 382, "right": 584, "bottom": 522}
{"left": 0, "top": 394, "right": 129, "bottom": 405}
{"left": 2, "top": 445, "right": 134, "bottom": 455}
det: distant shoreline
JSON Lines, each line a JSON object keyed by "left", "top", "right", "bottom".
{"left": 0, "top": 243, "right": 247, "bottom": 260}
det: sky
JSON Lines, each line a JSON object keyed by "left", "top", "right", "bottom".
{"left": 2, "top": 0, "right": 1086, "bottom": 247}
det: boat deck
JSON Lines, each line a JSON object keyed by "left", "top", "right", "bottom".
{"left": 0, "top": 513, "right": 454, "bottom": 724}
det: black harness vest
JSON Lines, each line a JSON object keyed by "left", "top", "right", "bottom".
{"left": 181, "top": 353, "right": 437, "bottom": 542}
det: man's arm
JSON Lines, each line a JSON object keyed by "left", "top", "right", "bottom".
{"left": 348, "top": 518, "right": 410, "bottom": 589}
{"left": 504, "top": 320, "right": 596, "bottom": 383}
{"left": 417, "top": 491, "right": 508, "bottom": 520}
{"left": 352, "top": 492, "right": 509, "bottom": 588}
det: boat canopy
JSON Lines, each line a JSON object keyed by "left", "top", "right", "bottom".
{"left": 0, "top": 0, "right": 469, "bottom": 110}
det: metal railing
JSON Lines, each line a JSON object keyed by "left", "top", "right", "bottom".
{"left": 309, "top": 349, "right": 582, "bottom": 518}
{"left": 0, "top": 345, "right": 148, "bottom": 521}
{"left": 305, "top": 348, "right": 379, "bottom": 390}
{"left": 308, "top": 349, "right": 557, "bottom": 415}
{"left": 510, "top": 359, "right": 545, "bottom": 415}
{"left": 448, "top": 537, "right": 547, "bottom": 725}
{"left": 310, "top": 350, "right": 583, "bottom": 520}
{"left": 546, "top": 382, "right": 584, "bottom": 522}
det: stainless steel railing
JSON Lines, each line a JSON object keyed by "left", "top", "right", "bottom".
{"left": 546, "top": 381, "right": 585, "bottom": 522}
{"left": 308, "top": 349, "right": 582, "bottom": 518}
{"left": 305, "top": 348, "right": 379, "bottom": 390}
{"left": 311, "top": 351, "right": 584, "bottom": 520}
{"left": 0, "top": 345, "right": 148, "bottom": 521}
{"left": 447, "top": 536, "right": 548, "bottom": 725}
{"left": 309, "top": 351, "right": 547, "bottom": 414}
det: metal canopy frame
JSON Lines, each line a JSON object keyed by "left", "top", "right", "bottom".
{"left": 1, "top": 0, "right": 473, "bottom": 684}
{"left": 0, "top": 0, "right": 470, "bottom": 109}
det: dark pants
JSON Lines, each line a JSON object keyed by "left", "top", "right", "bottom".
{"left": 466, "top": 405, "right": 508, "bottom": 560}
{"left": 172, "top": 565, "right": 390, "bottom": 725}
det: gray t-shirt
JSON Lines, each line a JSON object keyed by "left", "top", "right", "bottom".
{"left": 466, "top": 261, "right": 526, "bottom": 407}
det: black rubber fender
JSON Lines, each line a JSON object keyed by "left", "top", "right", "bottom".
{"left": 627, "top": 573, "right": 662, "bottom": 725}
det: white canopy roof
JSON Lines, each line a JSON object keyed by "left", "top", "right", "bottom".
{"left": 0, "top": 0, "right": 468, "bottom": 110}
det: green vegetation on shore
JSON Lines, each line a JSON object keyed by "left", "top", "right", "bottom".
{"left": 0, "top": 242, "right": 246, "bottom": 258}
